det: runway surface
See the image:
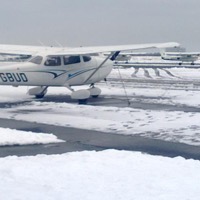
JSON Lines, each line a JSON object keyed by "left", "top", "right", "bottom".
{"left": 1, "top": 118, "right": 200, "bottom": 159}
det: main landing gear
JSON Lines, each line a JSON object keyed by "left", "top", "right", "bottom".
{"left": 70, "top": 86, "right": 101, "bottom": 104}
{"left": 28, "top": 85, "right": 101, "bottom": 104}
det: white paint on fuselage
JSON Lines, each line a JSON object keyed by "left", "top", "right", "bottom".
{"left": 0, "top": 55, "right": 113, "bottom": 87}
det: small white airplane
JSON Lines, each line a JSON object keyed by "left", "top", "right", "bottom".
{"left": 161, "top": 51, "right": 200, "bottom": 62}
{"left": 0, "top": 42, "right": 179, "bottom": 103}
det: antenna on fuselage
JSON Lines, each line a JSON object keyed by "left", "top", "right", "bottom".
{"left": 38, "top": 40, "right": 46, "bottom": 47}
{"left": 38, "top": 40, "right": 49, "bottom": 51}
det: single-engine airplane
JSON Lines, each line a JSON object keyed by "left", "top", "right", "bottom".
{"left": 0, "top": 42, "right": 179, "bottom": 103}
{"left": 161, "top": 51, "right": 200, "bottom": 62}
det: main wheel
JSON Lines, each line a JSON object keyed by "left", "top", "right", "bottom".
{"left": 35, "top": 94, "right": 45, "bottom": 99}
{"left": 78, "top": 99, "right": 88, "bottom": 104}
{"left": 91, "top": 95, "right": 99, "bottom": 98}
{"left": 88, "top": 87, "right": 101, "bottom": 98}
{"left": 71, "top": 89, "right": 90, "bottom": 104}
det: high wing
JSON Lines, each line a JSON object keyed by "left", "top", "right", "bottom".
{"left": 0, "top": 42, "right": 179, "bottom": 56}
{"left": 48, "top": 42, "right": 180, "bottom": 55}
{"left": 0, "top": 44, "right": 61, "bottom": 55}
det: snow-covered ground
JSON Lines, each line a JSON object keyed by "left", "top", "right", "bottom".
{"left": 1, "top": 101, "right": 200, "bottom": 146}
{"left": 0, "top": 127, "right": 64, "bottom": 146}
{"left": 0, "top": 150, "right": 199, "bottom": 200}
{"left": 0, "top": 67, "right": 200, "bottom": 199}
{"left": 0, "top": 68, "right": 200, "bottom": 145}
{"left": 111, "top": 66, "right": 200, "bottom": 80}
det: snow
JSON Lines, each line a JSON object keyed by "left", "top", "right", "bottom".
{"left": 111, "top": 66, "right": 200, "bottom": 80}
{"left": 0, "top": 68, "right": 200, "bottom": 145}
{"left": 0, "top": 65, "right": 199, "bottom": 199}
{"left": 0, "top": 101, "right": 200, "bottom": 145}
{"left": 0, "top": 127, "right": 64, "bottom": 146}
{"left": 0, "top": 150, "right": 199, "bottom": 200}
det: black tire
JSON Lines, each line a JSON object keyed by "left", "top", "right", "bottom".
{"left": 35, "top": 94, "right": 45, "bottom": 99}
{"left": 91, "top": 95, "right": 99, "bottom": 98}
{"left": 78, "top": 99, "right": 88, "bottom": 104}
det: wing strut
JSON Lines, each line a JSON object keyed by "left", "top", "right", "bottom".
{"left": 116, "top": 65, "right": 131, "bottom": 106}
{"left": 84, "top": 51, "right": 120, "bottom": 84}
{"left": 110, "top": 51, "right": 120, "bottom": 61}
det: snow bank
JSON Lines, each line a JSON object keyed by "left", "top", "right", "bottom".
{"left": 0, "top": 127, "right": 64, "bottom": 146}
{"left": 0, "top": 150, "right": 199, "bottom": 200}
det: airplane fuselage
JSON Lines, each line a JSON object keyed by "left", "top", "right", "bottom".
{"left": 0, "top": 55, "right": 113, "bottom": 87}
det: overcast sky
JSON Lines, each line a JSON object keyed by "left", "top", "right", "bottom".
{"left": 0, "top": 0, "right": 199, "bottom": 50}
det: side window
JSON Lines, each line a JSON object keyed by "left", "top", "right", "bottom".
{"left": 63, "top": 56, "right": 80, "bottom": 65}
{"left": 44, "top": 56, "right": 61, "bottom": 66}
{"left": 83, "top": 56, "right": 91, "bottom": 62}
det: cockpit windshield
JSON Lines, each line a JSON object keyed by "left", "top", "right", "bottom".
{"left": 29, "top": 56, "right": 43, "bottom": 65}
